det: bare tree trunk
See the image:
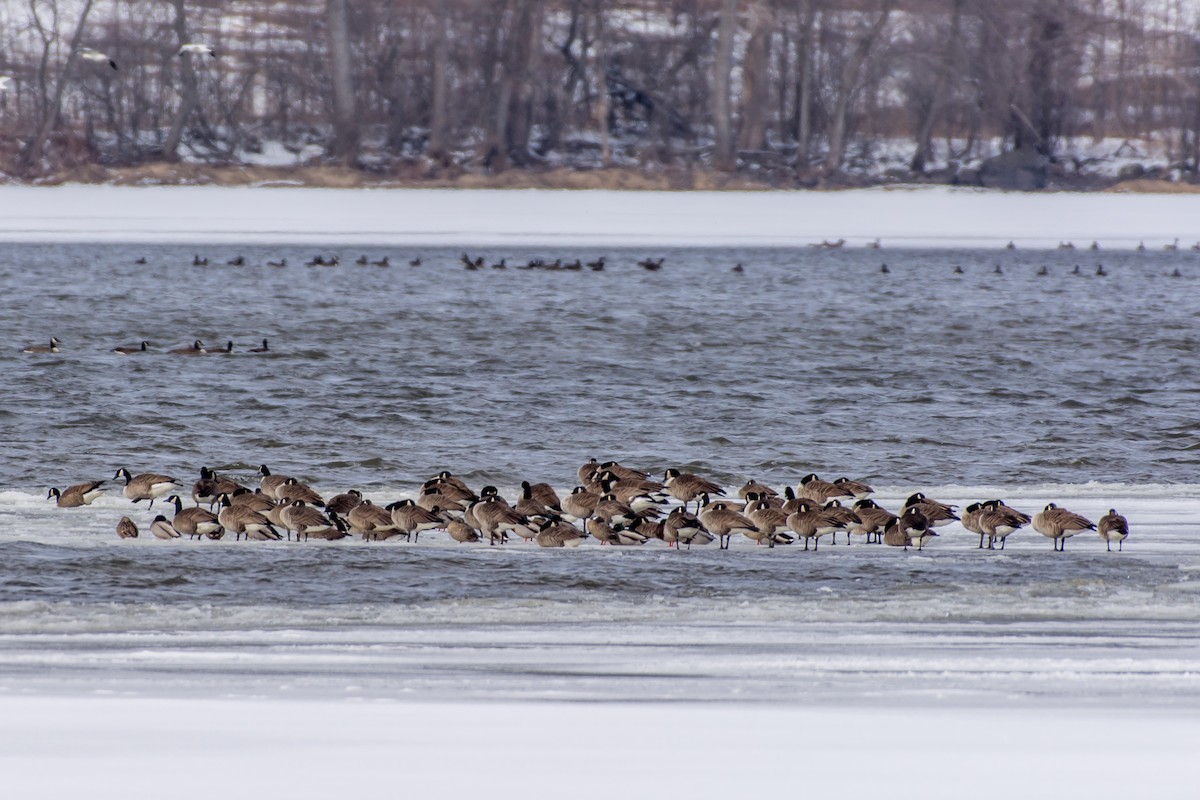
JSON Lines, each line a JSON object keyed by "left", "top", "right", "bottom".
{"left": 327, "top": 0, "right": 359, "bottom": 164}
{"left": 911, "top": 0, "right": 963, "bottom": 173}
{"left": 713, "top": 0, "right": 739, "bottom": 172}
{"left": 795, "top": 0, "right": 816, "bottom": 166}
{"left": 163, "top": 0, "right": 197, "bottom": 162}
{"left": 22, "top": 0, "right": 96, "bottom": 171}
{"left": 823, "top": 0, "right": 893, "bottom": 175}
{"left": 428, "top": 0, "right": 450, "bottom": 162}
{"left": 737, "top": 2, "right": 772, "bottom": 151}
{"left": 591, "top": 0, "right": 611, "bottom": 167}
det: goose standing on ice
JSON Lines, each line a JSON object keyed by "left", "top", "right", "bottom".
{"left": 80, "top": 48, "right": 118, "bottom": 70}
{"left": 178, "top": 43, "right": 217, "bottom": 58}
{"left": 1097, "top": 509, "right": 1129, "bottom": 552}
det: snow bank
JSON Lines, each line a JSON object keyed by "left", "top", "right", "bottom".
{"left": 1, "top": 697, "right": 1196, "bottom": 800}
{"left": 1, "top": 184, "right": 1199, "bottom": 248}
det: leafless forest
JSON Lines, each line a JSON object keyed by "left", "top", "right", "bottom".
{"left": 1, "top": 0, "right": 1199, "bottom": 187}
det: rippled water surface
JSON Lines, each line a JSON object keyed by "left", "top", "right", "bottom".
{"left": 2, "top": 243, "right": 1198, "bottom": 487}
{"left": 2, "top": 242, "right": 1199, "bottom": 704}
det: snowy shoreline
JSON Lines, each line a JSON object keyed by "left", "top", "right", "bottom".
{"left": 2, "top": 184, "right": 1200, "bottom": 249}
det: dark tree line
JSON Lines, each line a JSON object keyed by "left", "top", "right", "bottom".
{"left": 1, "top": 0, "right": 1199, "bottom": 184}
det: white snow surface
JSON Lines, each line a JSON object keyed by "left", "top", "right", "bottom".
{"left": 1, "top": 697, "right": 1195, "bottom": 800}
{"left": 1, "top": 184, "right": 1199, "bottom": 249}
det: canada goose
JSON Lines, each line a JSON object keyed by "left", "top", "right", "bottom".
{"left": 577, "top": 458, "right": 602, "bottom": 484}
{"left": 1090, "top": 241, "right": 1100, "bottom": 251}
{"left": 472, "top": 495, "right": 536, "bottom": 544}
{"left": 960, "top": 502, "right": 987, "bottom": 547}
{"left": 978, "top": 500, "right": 1031, "bottom": 550}
{"left": 663, "top": 468, "right": 722, "bottom": 511}
{"left": 1058, "top": 241, "right": 1075, "bottom": 251}
{"left": 592, "top": 494, "right": 640, "bottom": 527}
{"left": 993, "top": 264, "right": 1004, "bottom": 275}
{"left": 178, "top": 42, "right": 216, "bottom": 57}
{"left": 387, "top": 499, "right": 444, "bottom": 542}
{"left": 347, "top": 499, "right": 398, "bottom": 541}
{"left": 149, "top": 515, "right": 181, "bottom": 540}
{"left": 80, "top": 47, "right": 118, "bottom": 70}
{"left": 216, "top": 494, "right": 282, "bottom": 541}
{"left": 191, "top": 467, "right": 241, "bottom": 508}
{"left": 867, "top": 238, "right": 882, "bottom": 249}
{"left": 414, "top": 487, "right": 465, "bottom": 518}
{"left": 535, "top": 519, "right": 586, "bottom": 548}
{"left": 192, "top": 255, "right": 208, "bottom": 266}
{"left": 1096, "top": 264, "right": 1108, "bottom": 276}
{"left": 698, "top": 503, "right": 757, "bottom": 550}
{"left": 519, "top": 480, "right": 562, "bottom": 514}
{"left": 47, "top": 480, "right": 106, "bottom": 507}
{"left": 797, "top": 473, "right": 853, "bottom": 504}
{"left": 848, "top": 499, "right": 896, "bottom": 544}
{"left": 746, "top": 502, "right": 795, "bottom": 548}
{"left": 638, "top": 257, "right": 664, "bottom": 271}
{"left": 212, "top": 341, "right": 234, "bottom": 354}
{"left": 446, "top": 518, "right": 481, "bottom": 543}
{"left": 282, "top": 500, "right": 347, "bottom": 541}
{"left": 587, "top": 257, "right": 606, "bottom": 271}
{"left": 491, "top": 258, "right": 507, "bottom": 270}
{"left": 227, "top": 255, "right": 245, "bottom": 266}
{"left": 22, "top": 337, "right": 60, "bottom": 354}
{"left": 168, "top": 340, "right": 206, "bottom": 355}
{"left": 737, "top": 480, "right": 778, "bottom": 500}
{"left": 249, "top": 339, "right": 270, "bottom": 353}
{"left": 887, "top": 507, "right": 935, "bottom": 550}
{"left": 1036, "top": 266, "right": 1049, "bottom": 276}
{"left": 599, "top": 461, "right": 655, "bottom": 485}
{"left": 1136, "top": 241, "right": 1146, "bottom": 252}
{"left": 277, "top": 477, "right": 324, "bottom": 506}
{"left": 116, "top": 516, "right": 138, "bottom": 539}
{"left": 229, "top": 488, "right": 277, "bottom": 513}
{"left": 421, "top": 475, "right": 477, "bottom": 504}
{"left": 742, "top": 491, "right": 784, "bottom": 513}
{"left": 784, "top": 501, "right": 822, "bottom": 550}
{"left": 112, "top": 340, "right": 150, "bottom": 354}
{"left": 662, "top": 507, "right": 712, "bottom": 549}
{"left": 731, "top": 263, "right": 744, "bottom": 273}
{"left": 560, "top": 486, "right": 600, "bottom": 522}
{"left": 832, "top": 477, "right": 873, "bottom": 499}
{"left": 1098, "top": 509, "right": 1129, "bottom": 552}
{"left": 114, "top": 468, "right": 181, "bottom": 508}
{"left": 326, "top": 489, "right": 363, "bottom": 515}
{"left": 1032, "top": 503, "right": 1095, "bottom": 552}
{"left": 166, "top": 495, "right": 222, "bottom": 540}
{"left": 1072, "top": 265, "right": 1082, "bottom": 275}
{"left": 305, "top": 255, "right": 327, "bottom": 267}
{"left": 953, "top": 265, "right": 964, "bottom": 274}
{"left": 256, "top": 465, "right": 291, "bottom": 496}
{"left": 408, "top": 257, "right": 420, "bottom": 267}
{"left": 901, "top": 493, "right": 959, "bottom": 527}
{"left": 268, "top": 258, "right": 287, "bottom": 267}
{"left": 1172, "top": 268, "right": 1183, "bottom": 278}
{"left": 1005, "top": 241, "right": 1016, "bottom": 250}
{"left": 355, "top": 255, "right": 369, "bottom": 265}
{"left": 880, "top": 263, "right": 890, "bottom": 274}
{"left": 372, "top": 256, "right": 390, "bottom": 267}
{"left": 1165, "top": 238, "right": 1179, "bottom": 252}
{"left": 818, "top": 500, "right": 862, "bottom": 546}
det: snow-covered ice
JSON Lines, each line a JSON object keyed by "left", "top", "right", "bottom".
{"left": 0, "top": 184, "right": 1198, "bottom": 248}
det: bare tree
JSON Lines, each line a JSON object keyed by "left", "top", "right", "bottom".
{"left": 713, "top": 0, "right": 739, "bottom": 171}
{"left": 327, "top": 0, "right": 358, "bottom": 163}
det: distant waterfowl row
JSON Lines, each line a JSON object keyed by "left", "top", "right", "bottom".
{"left": 46, "top": 461, "right": 1130, "bottom": 553}
{"left": 21, "top": 338, "right": 271, "bottom": 355}
{"left": 879, "top": 263, "right": 1187, "bottom": 277}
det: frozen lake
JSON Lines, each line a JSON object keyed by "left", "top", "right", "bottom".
{"left": 2, "top": 187, "right": 1198, "bottom": 797}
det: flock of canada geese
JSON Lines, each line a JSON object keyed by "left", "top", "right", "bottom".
{"left": 45, "top": 461, "right": 1131, "bottom": 553}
